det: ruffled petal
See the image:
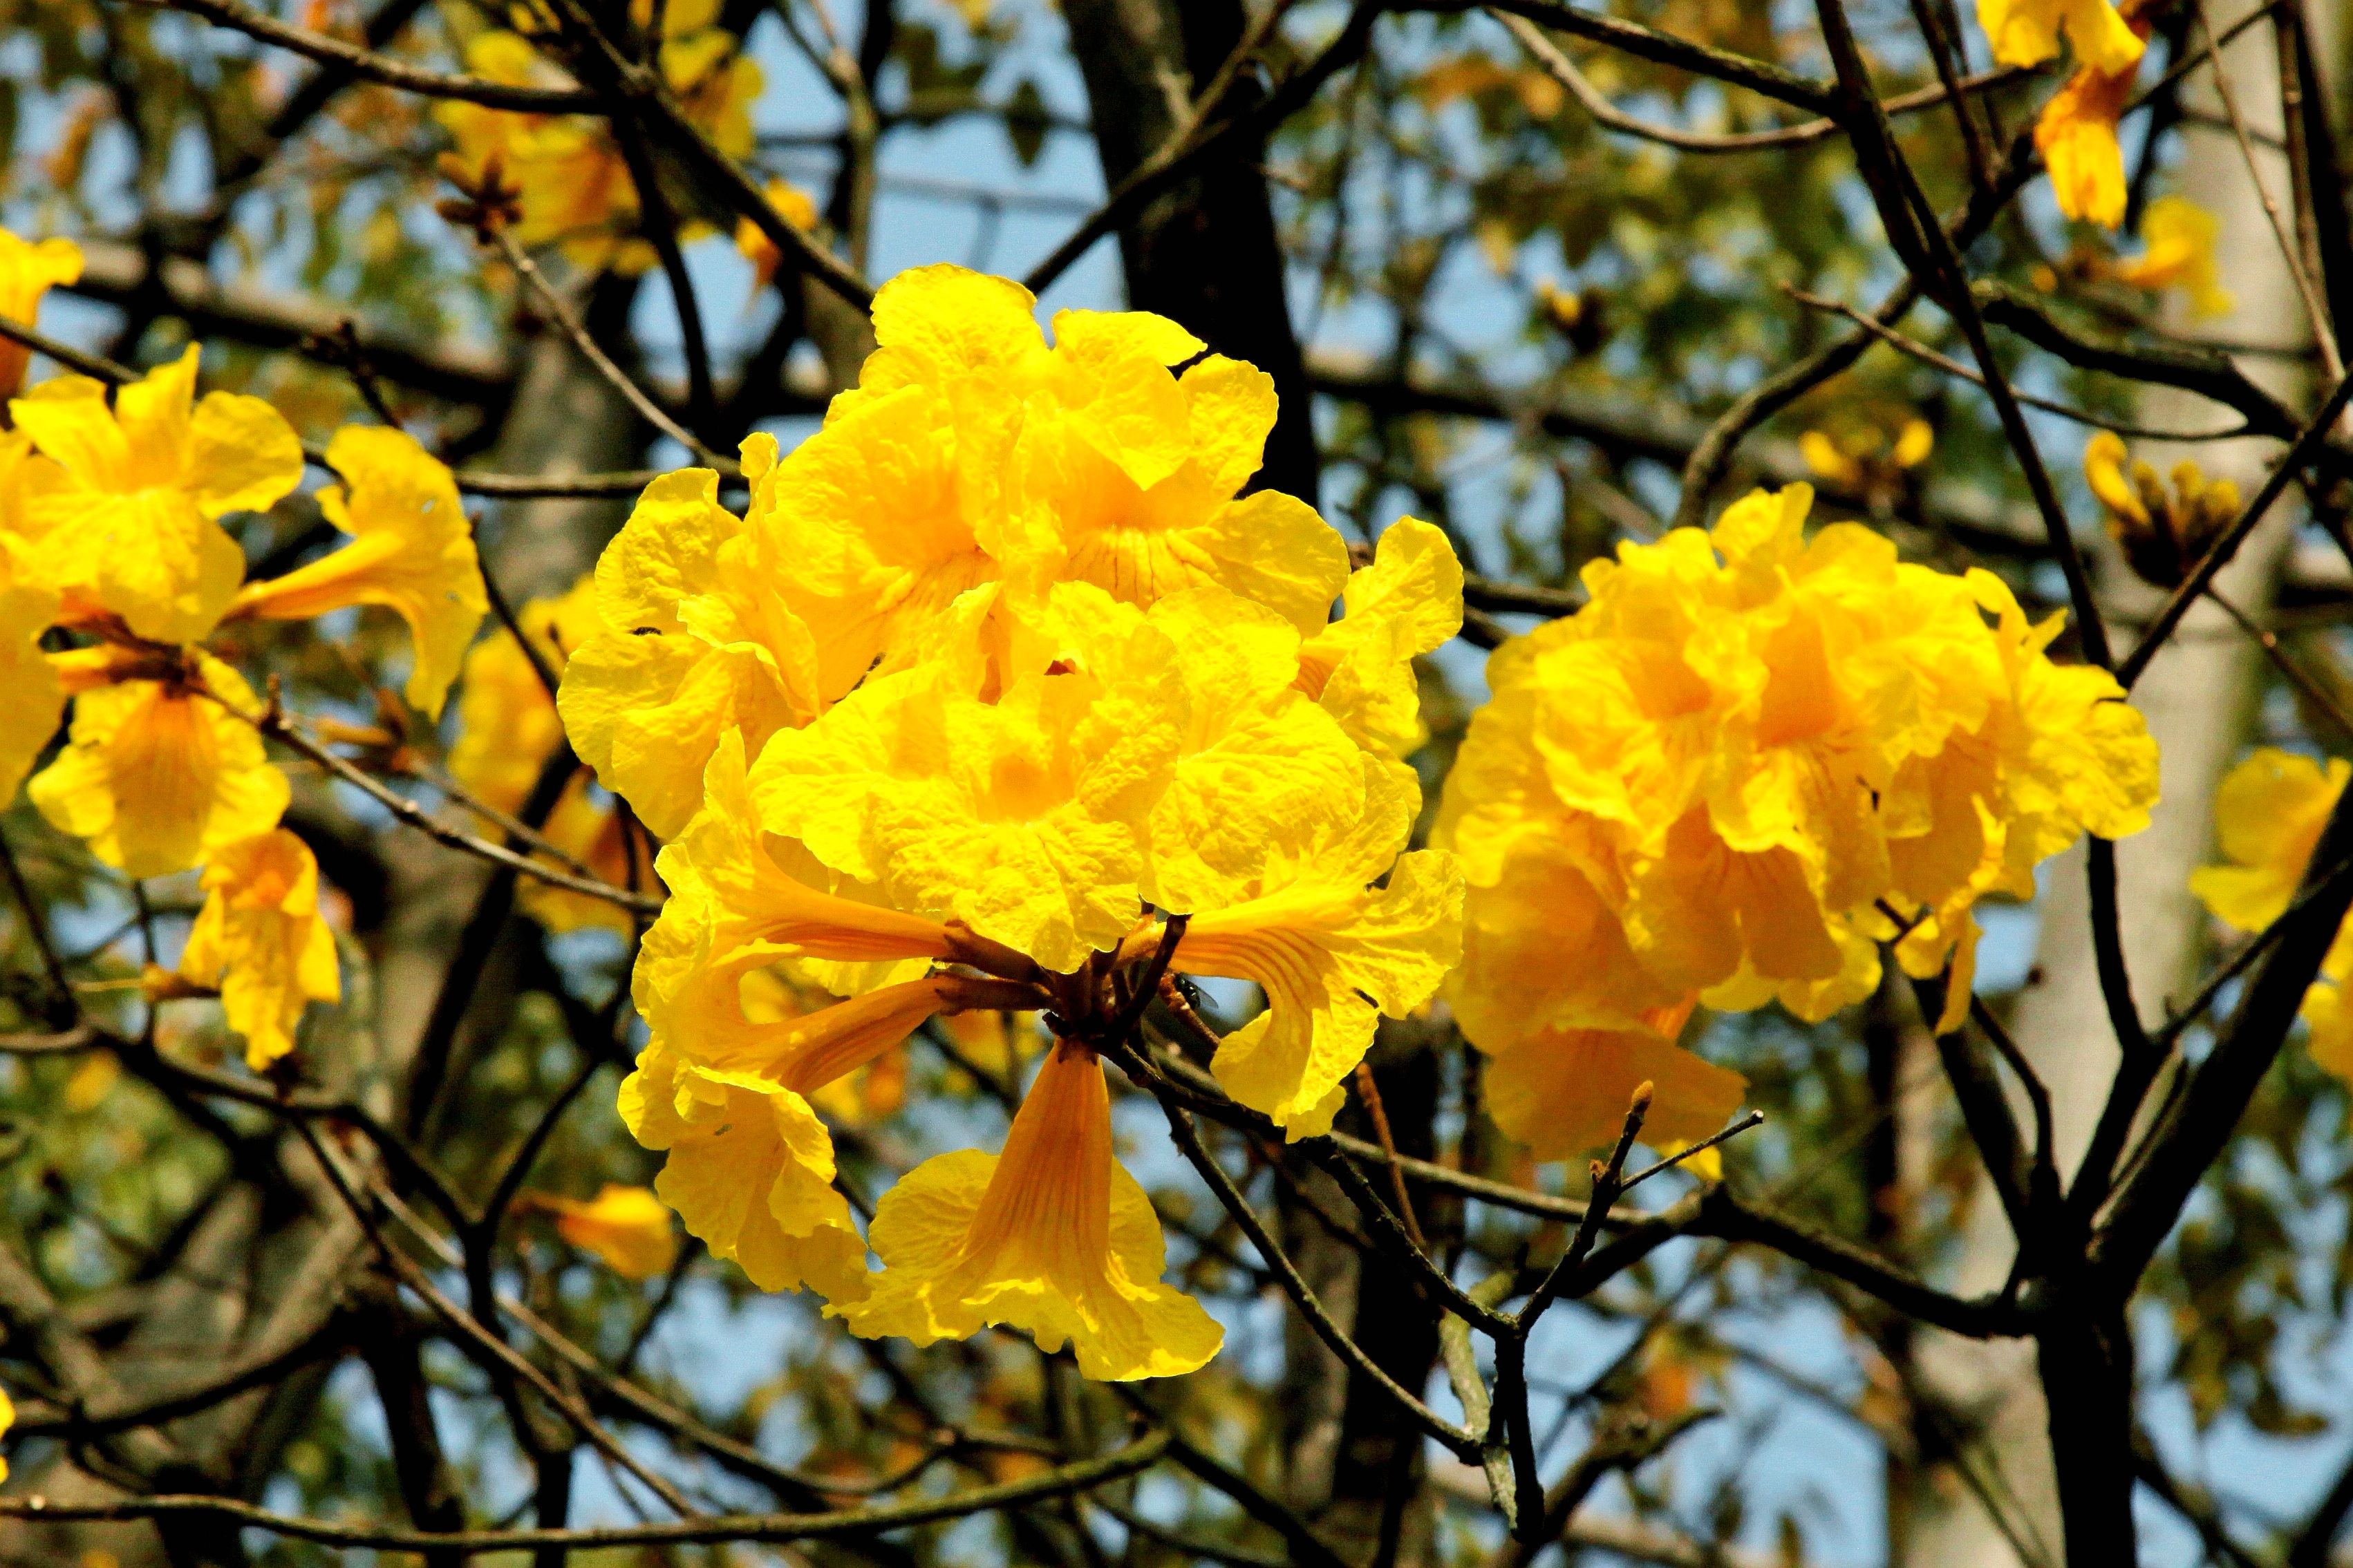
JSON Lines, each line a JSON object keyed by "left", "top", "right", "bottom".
{"left": 176, "top": 827, "right": 341, "bottom": 1068}
{"left": 233, "top": 426, "right": 485, "bottom": 718}
{"left": 29, "top": 657, "right": 288, "bottom": 879}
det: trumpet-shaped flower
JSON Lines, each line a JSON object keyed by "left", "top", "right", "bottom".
{"left": 621, "top": 1036, "right": 874, "bottom": 1300}
{"left": 2194, "top": 748, "right": 2353, "bottom": 1093}
{"left": 1978, "top": 0, "right": 2142, "bottom": 73}
{"left": 740, "top": 968, "right": 911, "bottom": 1124}
{"left": 2036, "top": 58, "right": 2139, "bottom": 228}
{"left": 2191, "top": 748, "right": 2348, "bottom": 932}
{"left": 176, "top": 828, "right": 340, "bottom": 1069}
{"left": 533, "top": 1184, "right": 679, "bottom": 1280}
{"left": 558, "top": 446, "right": 825, "bottom": 839}
{"left": 625, "top": 971, "right": 1030, "bottom": 1298}
{"left": 1137, "top": 755, "right": 1463, "bottom": 1138}
{"left": 232, "top": 425, "right": 487, "bottom": 719}
{"left": 632, "top": 731, "right": 956, "bottom": 1060}
{"left": 1294, "top": 517, "right": 1465, "bottom": 755}
{"left": 0, "top": 229, "right": 81, "bottom": 397}
{"left": 10, "top": 346, "right": 303, "bottom": 643}
{"left": 840, "top": 1041, "right": 1222, "bottom": 1381}
{"left": 29, "top": 654, "right": 288, "bottom": 878}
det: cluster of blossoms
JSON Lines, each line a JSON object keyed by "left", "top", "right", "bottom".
{"left": 438, "top": 0, "right": 762, "bottom": 272}
{"left": 1434, "top": 484, "right": 2162, "bottom": 1158}
{"left": 2193, "top": 750, "right": 2353, "bottom": 1085}
{"left": 563, "top": 265, "right": 1467, "bottom": 1380}
{"left": 0, "top": 232, "right": 487, "bottom": 1068}
{"left": 1981, "top": 0, "right": 2232, "bottom": 314}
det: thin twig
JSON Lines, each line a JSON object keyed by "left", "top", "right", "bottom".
{"left": 248, "top": 703, "right": 659, "bottom": 913}
{"left": 2206, "top": 585, "right": 2353, "bottom": 741}
{"left": 1351, "top": 1059, "right": 1427, "bottom": 1251}
{"left": 2191, "top": 0, "right": 2344, "bottom": 383}
{"left": 1493, "top": 7, "right": 2028, "bottom": 155}
{"left": 150, "top": 0, "right": 597, "bottom": 108}
{"left": 488, "top": 227, "right": 733, "bottom": 471}
{"left": 1784, "top": 284, "right": 2253, "bottom": 442}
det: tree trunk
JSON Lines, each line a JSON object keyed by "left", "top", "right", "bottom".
{"left": 1898, "top": 2, "right": 2329, "bottom": 1560}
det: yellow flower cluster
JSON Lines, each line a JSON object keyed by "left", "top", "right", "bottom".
{"left": 1434, "top": 485, "right": 2160, "bottom": 1155}
{"left": 438, "top": 0, "right": 762, "bottom": 273}
{"left": 0, "top": 230, "right": 489, "bottom": 1068}
{"left": 575, "top": 265, "right": 1466, "bottom": 1379}
{"left": 2083, "top": 430, "right": 2240, "bottom": 589}
{"left": 2193, "top": 750, "right": 2353, "bottom": 1088}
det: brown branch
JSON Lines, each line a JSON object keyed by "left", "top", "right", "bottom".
{"left": 248, "top": 706, "right": 662, "bottom": 915}
{"left": 1493, "top": 6, "right": 2029, "bottom": 154}
{"left": 0, "top": 1434, "right": 1174, "bottom": 1551}
{"left": 147, "top": 0, "right": 598, "bottom": 109}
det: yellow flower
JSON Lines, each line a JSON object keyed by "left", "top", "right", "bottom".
{"left": 1978, "top": 0, "right": 2142, "bottom": 73}
{"left": 1293, "top": 516, "right": 1464, "bottom": 755}
{"left": 1798, "top": 416, "right": 1933, "bottom": 496}
{"left": 1134, "top": 754, "right": 1463, "bottom": 1138}
{"left": 558, "top": 445, "right": 825, "bottom": 840}
{"left": 622, "top": 972, "right": 1026, "bottom": 1301}
{"left": 437, "top": 21, "right": 760, "bottom": 274}
{"left": 839, "top": 1040, "right": 1222, "bottom": 1381}
{"left": 1436, "top": 484, "right": 2159, "bottom": 1155}
{"left": 532, "top": 1184, "right": 679, "bottom": 1280}
{"left": 621, "top": 1037, "right": 870, "bottom": 1300}
{"left": 2193, "top": 748, "right": 2353, "bottom": 1095}
{"left": 1009, "top": 320, "right": 1350, "bottom": 638}
{"left": 1799, "top": 429, "right": 1862, "bottom": 489}
{"left": 2036, "top": 58, "right": 2139, "bottom": 228}
{"left": 231, "top": 425, "right": 487, "bottom": 719}
{"left": 29, "top": 654, "right": 288, "bottom": 879}
{"left": 0, "top": 546, "right": 64, "bottom": 806}
{"left": 779, "top": 266, "right": 1350, "bottom": 681}
{"left": 0, "top": 228, "right": 82, "bottom": 397}
{"left": 175, "top": 828, "right": 340, "bottom": 1069}
{"left": 2191, "top": 748, "right": 2347, "bottom": 933}
{"left": 735, "top": 179, "right": 819, "bottom": 289}
{"left": 631, "top": 731, "right": 959, "bottom": 1066}
{"left": 451, "top": 576, "right": 597, "bottom": 811}
{"left": 0, "top": 1381, "right": 12, "bottom": 1482}
{"left": 10, "top": 346, "right": 303, "bottom": 643}
{"left": 749, "top": 652, "right": 1182, "bottom": 975}
{"left": 2112, "top": 196, "right": 2234, "bottom": 317}
{"left": 2083, "top": 431, "right": 2239, "bottom": 589}
{"left": 1481, "top": 1001, "right": 1747, "bottom": 1165}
